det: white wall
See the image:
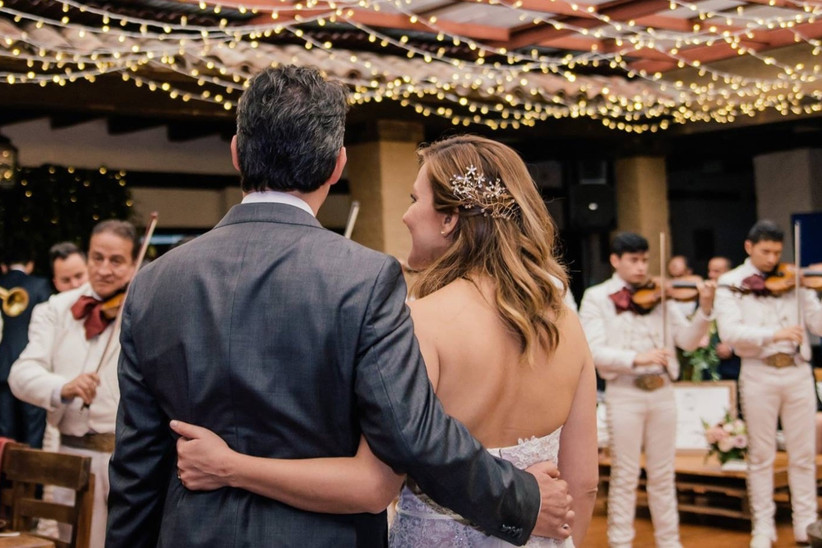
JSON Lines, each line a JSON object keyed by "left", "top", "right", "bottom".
{"left": 3, "top": 118, "right": 353, "bottom": 230}
{"left": 4, "top": 118, "right": 236, "bottom": 174}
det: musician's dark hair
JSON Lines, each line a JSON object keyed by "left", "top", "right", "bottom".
{"left": 746, "top": 220, "right": 783, "bottom": 244}
{"left": 49, "top": 241, "right": 86, "bottom": 267}
{"left": 611, "top": 232, "right": 649, "bottom": 256}
{"left": 1, "top": 240, "right": 35, "bottom": 266}
{"left": 91, "top": 220, "right": 139, "bottom": 260}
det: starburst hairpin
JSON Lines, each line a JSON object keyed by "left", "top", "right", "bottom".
{"left": 449, "top": 165, "right": 519, "bottom": 220}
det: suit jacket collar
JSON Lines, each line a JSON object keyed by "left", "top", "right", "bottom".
{"left": 0, "top": 269, "right": 27, "bottom": 284}
{"left": 215, "top": 202, "right": 324, "bottom": 231}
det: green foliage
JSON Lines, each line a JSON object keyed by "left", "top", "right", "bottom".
{"left": 681, "top": 321, "right": 721, "bottom": 382}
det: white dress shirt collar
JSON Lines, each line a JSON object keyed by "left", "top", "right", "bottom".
{"left": 741, "top": 257, "right": 765, "bottom": 277}
{"left": 606, "top": 273, "right": 630, "bottom": 292}
{"left": 242, "top": 190, "right": 315, "bottom": 217}
{"left": 77, "top": 282, "right": 103, "bottom": 301}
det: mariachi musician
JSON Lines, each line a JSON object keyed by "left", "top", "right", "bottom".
{"left": 0, "top": 242, "right": 52, "bottom": 447}
{"left": 578, "top": 231, "right": 715, "bottom": 548}
{"left": 714, "top": 220, "right": 822, "bottom": 548}
{"left": 9, "top": 220, "right": 139, "bottom": 548}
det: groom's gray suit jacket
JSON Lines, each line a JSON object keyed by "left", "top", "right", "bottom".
{"left": 106, "top": 203, "right": 540, "bottom": 547}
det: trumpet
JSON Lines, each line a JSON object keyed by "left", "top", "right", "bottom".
{"left": 0, "top": 286, "right": 30, "bottom": 317}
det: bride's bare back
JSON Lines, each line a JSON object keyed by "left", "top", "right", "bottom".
{"left": 410, "top": 276, "right": 593, "bottom": 449}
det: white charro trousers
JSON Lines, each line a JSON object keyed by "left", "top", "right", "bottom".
{"left": 52, "top": 445, "right": 111, "bottom": 548}
{"left": 605, "top": 377, "right": 681, "bottom": 548}
{"left": 739, "top": 361, "right": 817, "bottom": 542}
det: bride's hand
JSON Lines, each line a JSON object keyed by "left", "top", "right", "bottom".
{"left": 170, "top": 420, "right": 236, "bottom": 491}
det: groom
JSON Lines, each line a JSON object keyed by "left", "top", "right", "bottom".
{"left": 106, "top": 65, "right": 573, "bottom": 547}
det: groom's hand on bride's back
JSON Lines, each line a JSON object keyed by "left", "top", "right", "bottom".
{"left": 525, "top": 461, "right": 574, "bottom": 539}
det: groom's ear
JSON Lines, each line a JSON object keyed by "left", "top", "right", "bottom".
{"left": 326, "top": 147, "right": 347, "bottom": 187}
{"left": 230, "top": 135, "right": 241, "bottom": 173}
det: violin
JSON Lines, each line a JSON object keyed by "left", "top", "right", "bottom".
{"left": 631, "top": 275, "right": 704, "bottom": 311}
{"left": 764, "top": 263, "right": 822, "bottom": 295}
{"left": 100, "top": 288, "right": 127, "bottom": 320}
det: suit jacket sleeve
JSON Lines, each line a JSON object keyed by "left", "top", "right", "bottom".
{"left": 353, "top": 257, "right": 540, "bottom": 546}
{"left": 106, "top": 277, "right": 174, "bottom": 548}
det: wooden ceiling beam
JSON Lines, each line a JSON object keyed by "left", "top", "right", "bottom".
{"left": 745, "top": 19, "right": 822, "bottom": 46}
{"left": 628, "top": 19, "right": 822, "bottom": 72}
{"left": 628, "top": 41, "right": 761, "bottom": 71}
{"left": 602, "top": 42, "right": 676, "bottom": 60}
{"left": 246, "top": 6, "right": 511, "bottom": 42}
{"left": 344, "top": 10, "right": 511, "bottom": 42}
{"left": 496, "top": 0, "right": 672, "bottom": 50}
{"left": 633, "top": 14, "right": 693, "bottom": 32}
{"left": 539, "top": 35, "right": 605, "bottom": 51}
{"left": 734, "top": 0, "right": 803, "bottom": 7}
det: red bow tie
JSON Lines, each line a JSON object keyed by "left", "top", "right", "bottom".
{"left": 71, "top": 295, "right": 112, "bottom": 339}
{"left": 741, "top": 273, "right": 771, "bottom": 297}
{"left": 609, "top": 286, "right": 649, "bottom": 315}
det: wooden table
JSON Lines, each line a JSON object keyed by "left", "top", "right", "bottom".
{"left": 0, "top": 533, "right": 55, "bottom": 548}
{"left": 598, "top": 451, "right": 822, "bottom": 521}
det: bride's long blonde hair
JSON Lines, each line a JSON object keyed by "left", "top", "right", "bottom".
{"left": 412, "top": 135, "right": 568, "bottom": 365}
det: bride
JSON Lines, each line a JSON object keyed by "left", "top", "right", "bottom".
{"left": 171, "top": 135, "right": 599, "bottom": 546}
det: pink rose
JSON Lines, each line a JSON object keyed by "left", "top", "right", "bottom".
{"left": 733, "top": 435, "right": 747, "bottom": 449}
{"left": 718, "top": 437, "right": 734, "bottom": 453}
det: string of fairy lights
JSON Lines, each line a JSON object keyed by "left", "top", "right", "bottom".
{"left": 0, "top": 0, "right": 820, "bottom": 133}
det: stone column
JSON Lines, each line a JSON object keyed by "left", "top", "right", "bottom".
{"left": 614, "top": 156, "right": 670, "bottom": 275}
{"left": 345, "top": 120, "right": 424, "bottom": 261}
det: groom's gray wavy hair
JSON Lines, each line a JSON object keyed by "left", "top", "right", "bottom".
{"left": 236, "top": 65, "right": 349, "bottom": 193}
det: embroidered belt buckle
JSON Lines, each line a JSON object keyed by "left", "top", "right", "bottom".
{"left": 61, "top": 432, "right": 115, "bottom": 453}
{"left": 634, "top": 374, "right": 665, "bottom": 391}
{"left": 764, "top": 352, "right": 795, "bottom": 368}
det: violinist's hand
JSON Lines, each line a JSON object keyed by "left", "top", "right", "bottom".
{"left": 697, "top": 280, "right": 717, "bottom": 315}
{"left": 60, "top": 373, "right": 100, "bottom": 405}
{"left": 774, "top": 325, "right": 803, "bottom": 345}
{"left": 634, "top": 348, "right": 670, "bottom": 367}
{"left": 171, "top": 420, "right": 236, "bottom": 491}
{"left": 716, "top": 342, "right": 733, "bottom": 360}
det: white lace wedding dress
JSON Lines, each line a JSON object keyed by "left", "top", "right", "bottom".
{"left": 388, "top": 427, "right": 573, "bottom": 547}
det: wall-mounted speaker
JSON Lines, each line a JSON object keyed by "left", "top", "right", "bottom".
{"left": 569, "top": 184, "right": 615, "bottom": 231}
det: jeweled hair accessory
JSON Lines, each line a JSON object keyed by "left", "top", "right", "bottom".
{"left": 449, "top": 165, "right": 519, "bottom": 220}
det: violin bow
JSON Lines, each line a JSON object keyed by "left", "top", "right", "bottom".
{"left": 660, "top": 232, "right": 672, "bottom": 380}
{"left": 343, "top": 200, "right": 360, "bottom": 240}
{"left": 793, "top": 221, "right": 802, "bottom": 325}
{"left": 91, "top": 212, "right": 159, "bottom": 377}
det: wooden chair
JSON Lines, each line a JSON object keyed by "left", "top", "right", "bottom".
{"left": 3, "top": 447, "right": 94, "bottom": 548}
{"left": 0, "top": 439, "right": 26, "bottom": 522}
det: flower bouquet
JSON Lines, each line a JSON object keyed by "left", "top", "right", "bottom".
{"left": 681, "top": 323, "right": 721, "bottom": 382}
{"left": 703, "top": 411, "right": 748, "bottom": 470}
